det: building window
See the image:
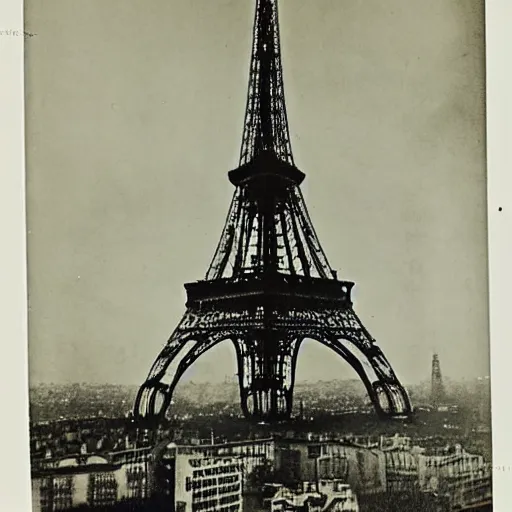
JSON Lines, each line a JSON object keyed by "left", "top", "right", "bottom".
{"left": 40, "top": 476, "right": 74, "bottom": 512}
{"left": 53, "top": 476, "right": 74, "bottom": 510}
{"left": 307, "top": 445, "right": 321, "bottom": 459}
{"left": 87, "top": 472, "right": 118, "bottom": 507}
{"left": 126, "top": 465, "right": 147, "bottom": 499}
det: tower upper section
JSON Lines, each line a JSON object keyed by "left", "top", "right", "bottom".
{"left": 204, "top": 0, "right": 336, "bottom": 283}
{"left": 239, "top": 0, "right": 294, "bottom": 166}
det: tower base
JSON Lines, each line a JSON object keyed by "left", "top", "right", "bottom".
{"left": 134, "top": 275, "right": 412, "bottom": 425}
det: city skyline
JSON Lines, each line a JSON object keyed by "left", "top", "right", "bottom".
{"left": 26, "top": 0, "right": 488, "bottom": 387}
{"left": 27, "top": 346, "right": 487, "bottom": 388}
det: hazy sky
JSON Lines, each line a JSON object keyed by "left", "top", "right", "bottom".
{"left": 25, "top": 0, "right": 487, "bottom": 387}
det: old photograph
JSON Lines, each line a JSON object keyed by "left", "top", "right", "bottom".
{"left": 24, "top": 1, "right": 490, "bottom": 511}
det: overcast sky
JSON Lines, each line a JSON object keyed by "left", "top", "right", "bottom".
{"left": 25, "top": 0, "right": 487, "bottom": 387}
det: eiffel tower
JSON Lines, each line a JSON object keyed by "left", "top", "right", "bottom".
{"left": 134, "top": 0, "right": 412, "bottom": 425}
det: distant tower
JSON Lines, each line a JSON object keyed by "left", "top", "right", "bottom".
{"left": 431, "top": 353, "right": 445, "bottom": 407}
{"left": 299, "top": 400, "right": 304, "bottom": 420}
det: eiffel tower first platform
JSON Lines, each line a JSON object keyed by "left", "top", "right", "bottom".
{"left": 134, "top": 0, "right": 412, "bottom": 425}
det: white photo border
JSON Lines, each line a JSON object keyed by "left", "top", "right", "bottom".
{"left": 1, "top": 0, "right": 510, "bottom": 510}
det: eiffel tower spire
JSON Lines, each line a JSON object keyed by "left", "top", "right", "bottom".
{"left": 206, "top": 0, "right": 334, "bottom": 282}
{"left": 240, "top": 0, "right": 293, "bottom": 165}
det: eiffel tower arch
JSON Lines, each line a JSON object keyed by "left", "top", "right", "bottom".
{"left": 134, "top": 0, "right": 412, "bottom": 425}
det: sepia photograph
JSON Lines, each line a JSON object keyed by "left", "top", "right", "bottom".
{"left": 23, "top": 0, "right": 490, "bottom": 511}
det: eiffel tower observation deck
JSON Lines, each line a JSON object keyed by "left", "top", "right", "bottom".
{"left": 134, "top": 0, "right": 412, "bottom": 425}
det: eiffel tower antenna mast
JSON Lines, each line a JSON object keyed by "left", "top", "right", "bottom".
{"left": 239, "top": 0, "right": 293, "bottom": 165}
{"left": 134, "top": 0, "right": 412, "bottom": 426}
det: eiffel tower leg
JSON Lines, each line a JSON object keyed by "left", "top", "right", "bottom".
{"left": 234, "top": 332, "right": 300, "bottom": 423}
{"left": 133, "top": 311, "right": 232, "bottom": 425}
{"left": 310, "top": 333, "right": 411, "bottom": 417}
{"left": 297, "top": 308, "right": 412, "bottom": 418}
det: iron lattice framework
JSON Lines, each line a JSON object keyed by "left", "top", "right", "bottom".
{"left": 134, "top": 0, "right": 412, "bottom": 425}
{"left": 431, "top": 353, "right": 445, "bottom": 407}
